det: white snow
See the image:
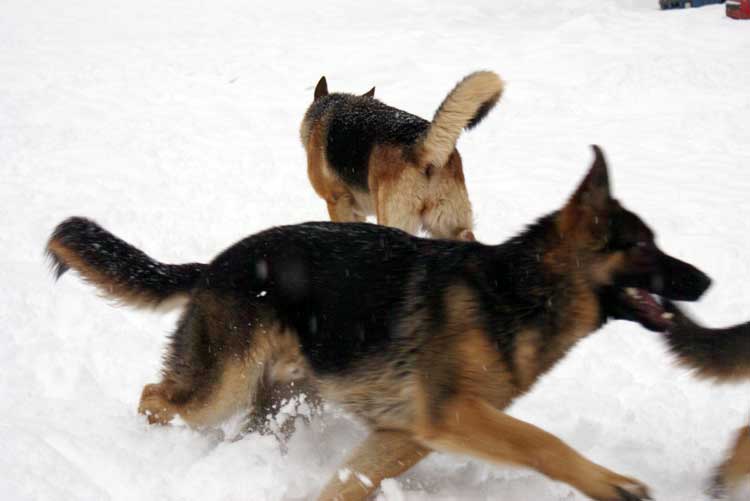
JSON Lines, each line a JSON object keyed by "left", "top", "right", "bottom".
{"left": 2, "top": 0, "right": 750, "bottom": 500}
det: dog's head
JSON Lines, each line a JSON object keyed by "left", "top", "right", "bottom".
{"left": 552, "top": 146, "right": 711, "bottom": 332}
{"left": 313, "top": 76, "right": 375, "bottom": 101}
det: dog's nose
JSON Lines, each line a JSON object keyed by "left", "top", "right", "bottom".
{"left": 657, "top": 251, "right": 712, "bottom": 301}
{"left": 671, "top": 266, "right": 712, "bottom": 302}
{"left": 692, "top": 269, "right": 712, "bottom": 299}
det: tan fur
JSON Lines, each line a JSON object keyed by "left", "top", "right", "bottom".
{"left": 546, "top": 283, "right": 601, "bottom": 363}
{"left": 429, "top": 284, "right": 598, "bottom": 406}
{"left": 717, "top": 426, "right": 750, "bottom": 490}
{"left": 317, "top": 431, "right": 429, "bottom": 501}
{"left": 313, "top": 283, "right": 640, "bottom": 500}
{"left": 514, "top": 329, "right": 542, "bottom": 392}
{"left": 317, "top": 353, "right": 420, "bottom": 431}
{"left": 304, "top": 137, "right": 474, "bottom": 239}
{"left": 305, "top": 121, "right": 366, "bottom": 223}
{"left": 403, "top": 317, "right": 648, "bottom": 501}
{"left": 52, "top": 148, "right": 677, "bottom": 501}
{"left": 370, "top": 145, "right": 427, "bottom": 236}
{"left": 142, "top": 358, "right": 258, "bottom": 427}
{"left": 678, "top": 360, "right": 750, "bottom": 383}
{"left": 412, "top": 396, "right": 649, "bottom": 501}
{"left": 138, "top": 324, "right": 310, "bottom": 428}
{"left": 674, "top": 354, "right": 750, "bottom": 383}
{"left": 591, "top": 252, "right": 627, "bottom": 285}
{"left": 47, "top": 239, "right": 190, "bottom": 310}
{"left": 299, "top": 72, "right": 503, "bottom": 239}
{"left": 418, "top": 71, "right": 504, "bottom": 169}
{"left": 138, "top": 150, "right": 653, "bottom": 500}
{"left": 138, "top": 312, "right": 651, "bottom": 501}
{"left": 453, "top": 328, "right": 516, "bottom": 405}
{"left": 368, "top": 147, "right": 474, "bottom": 239}
{"left": 313, "top": 322, "right": 649, "bottom": 501}
{"left": 309, "top": 235, "right": 630, "bottom": 500}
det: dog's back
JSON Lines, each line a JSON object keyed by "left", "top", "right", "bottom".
{"left": 301, "top": 93, "right": 428, "bottom": 190}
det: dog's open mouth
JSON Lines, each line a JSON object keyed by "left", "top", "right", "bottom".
{"left": 619, "top": 287, "right": 674, "bottom": 332}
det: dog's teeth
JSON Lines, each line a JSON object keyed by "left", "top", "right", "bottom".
{"left": 661, "top": 312, "right": 674, "bottom": 320}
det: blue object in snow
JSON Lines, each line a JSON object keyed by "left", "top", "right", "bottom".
{"left": 660, "top": 0, "right": 725, "bottom": 8}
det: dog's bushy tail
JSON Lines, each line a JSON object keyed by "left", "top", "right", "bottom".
{"left": 661, "top": 300, "right": 750, "bottom": 382}
{"left": 418, "top": 71, "right": 504, "bottom": 168}
{"left": 46, "top": 217, "right": 206, "bottom": 310}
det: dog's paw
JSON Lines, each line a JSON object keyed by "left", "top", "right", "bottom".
{"left": 706, "top": 472, "right": 727, "bottom": 500}
{"left": 588, "top": 472, "right": 652, "bottom": 501}
{"left": 612, "top": 483, "right": 652, "bottom": 501}
{"left": 138, "top": 383, "right": 177, "bottom": 425}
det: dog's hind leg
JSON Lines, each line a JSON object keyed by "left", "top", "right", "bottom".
{"left": 422, "top": 207, "right": 475, "bottom": 241}
{"left": 138, "top": 300, "right": 276, "bottom": 429}
{"left": 418, "top": 153, "right": 474, "bottom": 241}
{"left": 305, "top": 124, "right": 364, "bottom": 224}
{"left": 711, "top": 425, "right": 750, "bottom": 497}
{"left": 416, "top": 396, "right": 651, "bottom": 501}
{"left": 420, "top": 186, "right": 474, "bottom": 241}
{"left": 317, "top": 430, "right": 430, "bottom": 501}
{"left": 138, "top": 381, "right": 182, "bottom": 425}
{"left": 138, "top": 351, "right": 265, "bottom": 429}
{"left": 375, "top": 186, "right": 422, "bottom": 236}
{"left": 326, "top": 193, "right": 365, "bottom": 223}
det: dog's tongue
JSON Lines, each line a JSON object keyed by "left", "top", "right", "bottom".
{"left": 625, "top": 288, "right": 673, "bottom": 331}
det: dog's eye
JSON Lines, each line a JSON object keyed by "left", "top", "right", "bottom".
{"left": 616, "top": 240, "right": 645, "bottom": 251}
{"left": 628, "top": 241, "right": 653, "bottom": 252}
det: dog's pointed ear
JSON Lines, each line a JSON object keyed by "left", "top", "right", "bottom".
{"left": 558, "top": 145, "right": 612, "bottom": 237}
{"left": 362, "top": 86, "right": 375, "bottom": 98}
{"left": 571, "top": 145, "right": 610, "bottom": 210}
{"left": 314, "top": 76, "right": 328, "bottom": 100}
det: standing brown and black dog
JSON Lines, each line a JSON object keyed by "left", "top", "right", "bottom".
{"left": 659, "top": 301, "right": 750, "bottom": 497}
{"left": 47, "top": 146, "right": 710, "bottom": 500}
{"left": 299, "top": 71, "right": 504, "bottom": 240}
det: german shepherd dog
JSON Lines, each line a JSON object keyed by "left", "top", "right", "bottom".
{"left": 299, "top": 71, "right": 503, "bottom": 241}
{"left": 659, "top": 301, "right": 750, "bottom": 497}
{"left": 47, "top": 146, "right": 710, "bottom": 501}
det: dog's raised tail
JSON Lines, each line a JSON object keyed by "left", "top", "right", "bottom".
{"left": 661, "top": 300, "right": 750, "bottom": 382}
{"left": 46, "top": 217, "right": 206, "bottom": 310}
{"left": 419, "top": 70, "right": 504, "bottom": 169}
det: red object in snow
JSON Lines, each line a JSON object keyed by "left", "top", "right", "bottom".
{"left": 727, "top": 0, "right": 750, "bottom": 18}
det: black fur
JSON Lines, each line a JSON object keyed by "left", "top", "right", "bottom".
{"left": 198, "top": 220, "right": 559, "bottom": 375}
{"left": 46, "top": 149, "right": 712, "bottom": 499}
{"left": 47, "top": 217, "right": 205, "bottom": 305}
{"left": 465, "top": 97, "right": 497, "bottom": 130}
{"left": 177, "top": 206, "right": 706, "bottom": 378}
{"left": 435, "top": 72, "right": 501, "bottom": 131}
{"left": 304, "top": 94, "right": 429, "bottom": 190}
{"left": 662, "top": 300, "right": 750, "bottom": 379}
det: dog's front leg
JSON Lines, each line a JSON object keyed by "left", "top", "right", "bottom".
{"left": 317, "top": 429, "right": 430, "bottom": 501}
{"left": 415, "top": 396, "right": 651, "bottom": 501}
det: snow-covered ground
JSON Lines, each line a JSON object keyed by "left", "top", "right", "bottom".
{"left": 2, "top": 0, "right": 750, "bottom": 499}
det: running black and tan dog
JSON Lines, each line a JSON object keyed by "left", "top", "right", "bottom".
{"left": 300, "top": 71, "right": 503, "bottom": 240}
{"left": 47, "top": 146, "right": 710, "bottom": 501}
{"left": 659, "top": 301, "right": 750, "bottom": 497}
